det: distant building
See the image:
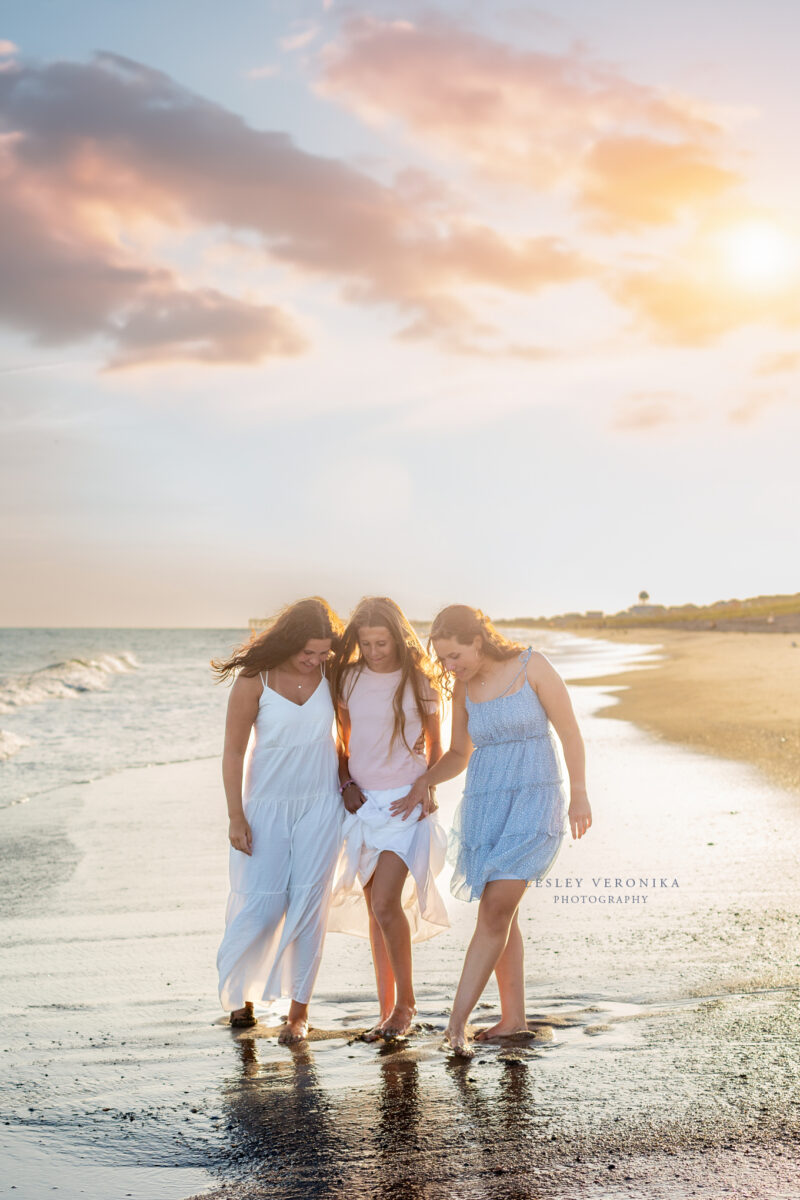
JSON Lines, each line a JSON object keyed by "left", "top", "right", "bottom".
{"left": 627, "top": 604, "right": 667, "bottom": 616}
{"left": 584, "top": 610, "right": 604, "bottom": 619}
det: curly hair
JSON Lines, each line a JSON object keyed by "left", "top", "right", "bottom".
{"left": 427, "top": 604, "right": 526, "bottom": 698}
{"left": 329, "top": 596, "right": 442, "bottom": 755}
{"left": 211, "top": 597, "right": 344, "bottom": 683}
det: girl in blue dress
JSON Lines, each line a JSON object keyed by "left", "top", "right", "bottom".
{"left": 393, "top": 605, "right": 591, "bottom": 1058}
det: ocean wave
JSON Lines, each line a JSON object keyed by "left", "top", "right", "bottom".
{"left": 0, "top": 729, "right": 30, "bottom": 761}
{"left": 0, "top": 652, "right": 139, "bottom": 714}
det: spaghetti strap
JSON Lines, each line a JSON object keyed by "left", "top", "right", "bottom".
{"left": 259, "top": 670, "right": 268, "bottom": 689}
{"left": 497, "top": 646, "right": 533, "bottom": 699}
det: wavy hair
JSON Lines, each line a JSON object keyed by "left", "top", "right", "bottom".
{"left": 329, "top": 596, "right": 441, "bottom": 755}
{"left": 211, "top": 597, "right": 344, "bottom": 683}
{"left": 428, "top": 604, "right": 526, "bottom": 698}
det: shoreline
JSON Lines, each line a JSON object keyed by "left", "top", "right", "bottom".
{"left": 566, "top": 628, "right": 800, "bottom": 795}
{"left": 4, "top": 632, "right": 800, "bottom": 1199}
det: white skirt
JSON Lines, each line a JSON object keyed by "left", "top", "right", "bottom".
{"left": 327, "top": 785, "right": 450, "bottom": 943}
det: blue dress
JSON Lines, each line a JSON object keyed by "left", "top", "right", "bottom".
{"left": 448, "top": 648, "right": 568, "bottom": 902}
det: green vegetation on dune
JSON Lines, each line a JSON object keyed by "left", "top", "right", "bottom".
{"left": 495, "top": 592, "right": 800, "bottom": 632}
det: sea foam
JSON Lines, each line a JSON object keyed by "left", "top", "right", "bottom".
{"left": 0, "top": 729, "right": 29, "bottom": 760}
{"left": 0, "top": 652, "right": 139, "bottom": 714}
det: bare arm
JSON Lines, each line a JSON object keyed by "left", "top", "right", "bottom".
{"left": 390, "top": 682, "right": 473, "bottom": 818}
{"left": 424, "top": 707, "right": 443, "bottom": 768}
{"left": 222, "top": 672, "right": 261, "bottom": 854}
{"left": 409, "top": 705, "right": 445, "bottom": 820}
{"left": 527, "top": 652, "right": 592, "bottom": 840}
{"left": 337, "top": 703, "right": 366, "bottom": 814}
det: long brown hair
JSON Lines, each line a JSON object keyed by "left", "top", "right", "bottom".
{"left": 211, "top": 597, "right": 344, "bottom": 683}
{"left": 428, "top": 604, "right": 526, "bottom": 698}
{"left": 330, "top": 596, "right": 441, "bottom": 755}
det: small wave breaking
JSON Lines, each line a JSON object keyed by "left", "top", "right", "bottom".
{"left": 0, "top": 729, "right": 30, "bottom": 761}
{"left": 0, "top": 652, "right": 139, "bottom": 714}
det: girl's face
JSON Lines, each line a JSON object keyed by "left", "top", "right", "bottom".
{"left": 288, "top": 639, "right": 332, "bottom": 674}
{"left": 432, "top": 636, "right": 484, "bottom": 681}
{"left": 358, "top": 625, "right": 400, "bottom": 673}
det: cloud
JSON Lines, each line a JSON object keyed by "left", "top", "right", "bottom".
{"left": 581, "top": 137, "right": 739, "bottom": 228}
{"left": 729, "top": 390, "right": 783, "bottom": 423}
{"left": 319, "top": 16, "right": 734, "bottom": 224}
{"left": 611, "top": 391, "right": 683, "bottom": 432}
{"left": 613, "top": 250, "right": 800, "bottom": 346}
{"left": 245, "top": 64, "right": 280, "bottom": 80}
{"left": 280, "top": 26, "right": 320, "bottom": 52}
{"left": 0, "top": 41, "right": 18, "bottom": 57}
{"left": 0, "top": 127, "right": 307, "bottom": 368}
{"left": 104, "top": 289, "right": 307, "bottom": 370}
{"left": 0, "top": 51, "right": 595, "bottom": 365}
{"left": 756, "top": 351, "right": 800, "bottom": 376}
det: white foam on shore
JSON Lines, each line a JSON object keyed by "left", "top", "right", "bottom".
{"left": 0, "top": 729, "right": 29, "bottom": 761}
{"left": 0, "top": 652, "right": 139, "bottom": 714}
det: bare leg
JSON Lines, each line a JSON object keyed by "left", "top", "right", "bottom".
{"left": 361, "top": 878, "right": 397, "bottom": 1040}
{"left": 444, "top": 880, "right": 527, "bottom": 1057}
{"left": 474, "top": 911, "right": 527, "bottom": 1040}
{"left": 369, "top": 851, "right": 416, "bottom": 1038}
{"left": 278, "top": 999, "right": 309, "bottom": 1045}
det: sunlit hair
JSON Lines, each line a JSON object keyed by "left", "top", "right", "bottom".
{"left": 428, "top": 604, "right": 526, "bottom": 698}
{"left": 211, "top": 597, "right": 344, "bottom": 683}
{"left": 330, "top": 596, "right": 442, "bottom": 755}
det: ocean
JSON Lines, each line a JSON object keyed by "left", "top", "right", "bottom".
{"left": 0, "top": 628, "right": 244, "bottom": 808}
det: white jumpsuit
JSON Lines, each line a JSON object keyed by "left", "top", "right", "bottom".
{"left": 217, "top": 672, "right": 343, "bottom": 1011}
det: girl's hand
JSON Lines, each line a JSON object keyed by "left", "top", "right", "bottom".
{"left": 568, "top": 788, "right": 592, "bottom": 840}
{"left": 418, "top": 785, "right": 438, "bottom": 823}
{"left": 343, "top": 784, "right": 367, "bottom": 814}
{"left": 390, "top": 776, "right": 428, "bottom": 821}
{"left": 229, "top": 815, "right": 253, "bottom": 855}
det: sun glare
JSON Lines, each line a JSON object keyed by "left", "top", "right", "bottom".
{"left": 718, "top": 220, "right": 797, "bottom": 290}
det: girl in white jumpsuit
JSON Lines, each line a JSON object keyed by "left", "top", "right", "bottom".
{"left": 213, "top": 597, "right": 344, "bottom": 1044}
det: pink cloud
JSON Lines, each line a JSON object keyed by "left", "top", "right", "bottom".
{"left": 0, "top": 51, "right": 594, "bottom": 365}
{"left": 104, "top": 288, "right": 306, "bottom": 370}
{"left": 319, "top": 16, "right": 732, "bottom": 224}
{"left": 611, "top": 392, "right": 683, "bottom": 432}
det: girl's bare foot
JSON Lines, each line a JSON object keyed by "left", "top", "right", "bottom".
{"left": 362, "top": 1011, "right": 393, "bottom": 1042}
{"left": 230, "top": 1002, "right": 257, "bottom": 1028}
{"left": 278, "top": 1016, "right": 309, "bottom": 1045}
{"left": 442, "top": 1026, "right": 474, "bottom": 1059}
{"left": 380, "top": 1003, "right": 417, "bottom": 1040}
{"left": 362, "top": 1023, "right": 386, "bottom": 1043}
{"left": 474, "top": 1020, "right": 529, "bottom": 1042}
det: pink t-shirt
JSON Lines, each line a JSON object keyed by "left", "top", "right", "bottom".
{"left": 344, "top": 665, "right": 438, "bottom": 790}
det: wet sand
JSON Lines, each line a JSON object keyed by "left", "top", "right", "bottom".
{"left": 571, "top": 628, "right": 800, "bottom": 794}
{"left": 3, "top": 639, "right": 800, "bottom": 1198}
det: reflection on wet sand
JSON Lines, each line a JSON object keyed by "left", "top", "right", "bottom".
{"left": 197, "top": 981, "right": 800, "bottom": 1200}
{"left": 221, "top": 1033, "right": 348, "bottom": 1198}
{"left": 215, "top": 1026, "right": 579, "bottom": 1200}
{"left": 372, "top": 1049, "right": 424, "bottom": 1200}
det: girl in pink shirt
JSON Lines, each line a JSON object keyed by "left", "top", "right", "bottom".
{"left": 328, "top": 597, "right": 449, "bottom": 1040}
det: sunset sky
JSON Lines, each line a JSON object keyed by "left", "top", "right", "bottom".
{"left": 2, "top": 1, "right": 798, "bottom": 626}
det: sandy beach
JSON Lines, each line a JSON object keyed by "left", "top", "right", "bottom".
{"left": 2, "top": 632, "right": 800, "bottom": 1199}
{"left": 571, "top": 628, "right": 800, "bottom": 795}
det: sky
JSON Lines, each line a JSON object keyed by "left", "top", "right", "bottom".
{"left": 1, "top": 0, "right": 798, "bottom": 626}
